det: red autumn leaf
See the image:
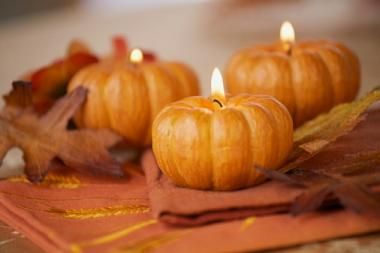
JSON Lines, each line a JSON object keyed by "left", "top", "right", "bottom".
{"left": 0, "top": 81, "right": 123, "bottom": 183}
{"left": 29, "top": 48, "right": 98, "bottom": 113}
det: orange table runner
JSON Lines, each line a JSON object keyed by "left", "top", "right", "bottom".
{"left": 0, "top": 109, "right": 379, "bottom": 252}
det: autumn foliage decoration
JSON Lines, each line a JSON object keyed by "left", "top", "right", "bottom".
{"left": 0, "top": 81, "right": 123, "bottom": 183}
{"left": 68, "top": 37, "right": 200, "bottom": 147}
{"left": 259, "top": 87, "right": 380, "bottom": 215}
{"left": 152, "top": 94, "right": 293, "bottom": 191}
{"left": 25, "top": 41, "right": 98, "bottom": 113}
{"left": 225, "top": 41, "right": 360, "bottom": 126}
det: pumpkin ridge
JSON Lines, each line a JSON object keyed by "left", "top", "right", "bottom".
{"left": 312, "top": 44, "right": 346, "bottom": 105}
{"left": 153, "top": 109, "right": 188, "bottom": 186}
{"left": 84, "top": 68, "right": 110, "bottom": 128}
{"left": 236, "top": 102, "right": 276, "bottom": 168}
{"left": 255, "top": 99, "right": 280, "bottom": 168}
{"left": 107, "top": 66, "right": 148, "bottom": 144}
{"left": 289, "top": 51, "right": 334, "bottom": 125}
{"left": 236, "top": 108, "right": 256, "bottom": 188}
{"left": 210, "top": 107, "right": 251, "bottom": 190}
{"left": 184, "top": 110, "right": 213, "bottom": 189}
{"left": 208, "top": 111, "right": 215, "bottom": 190}
{"left": 285, "top": 56, "right": 297, "bottom": 124}
{"left": 139, "top": 66, "right": 153, "bottom": 145}
{"left": 101, "top": 69, "right": 115, "bottom": 130}
{"left": 252, "top": 96, "right": 293, "bottom": 166}
{"left": 289, "top": 55, "right": 300, "bottom": 126}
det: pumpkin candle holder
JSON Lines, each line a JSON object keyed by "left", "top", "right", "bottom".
{"left": 225, "top": 21, "right": 361, "bottom": 126}
{"left": 152, "top": 68, "right": 293, "bottom": 191}
{"left": 68, "top": 44, "right": 200, "bottom": 147}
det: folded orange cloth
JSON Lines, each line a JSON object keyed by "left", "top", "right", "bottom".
{"left": 0, "top": 109, "right": 378, "bottom": 253}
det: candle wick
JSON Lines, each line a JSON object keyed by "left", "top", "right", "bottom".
{"left": 213, "top": 99, "right": 223, "bottom": 108}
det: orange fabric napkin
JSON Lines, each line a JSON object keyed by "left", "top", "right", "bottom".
{"left": 0, "top": 109, "right": 378, "bottom": 253}
{"left": 1, "top": 171, "right": 380, "bottom": 253}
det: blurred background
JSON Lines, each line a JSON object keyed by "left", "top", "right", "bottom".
{"left": 0, "top": 0, "right": 380, "bottom": 98}
{"left": 0, "top": 1, "right": 380, "bottom": 252}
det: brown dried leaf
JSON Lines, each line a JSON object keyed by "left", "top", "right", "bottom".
{"left": 281, "top": 87, "right": 380, "bottom": 174}
{"left": 2, "top": 81, "right": 33, "bottom": 118}
{"left": 291, "top": 185, "right": 333, "bottom": 215}
{"left": 266, "top": 159, "right": 380, "bottom": 216}
{"left": 0, "top": 81, "right": 123, "bottom": 182}
{"left": 262, "top": 165, "right": 380, "bottom": 216}
{"left": 261, "top": 88, "right": 380, "bottom": 215}
{"left": 294, "top": 87, "right": 380, "bottom": 145}
{"left": 334, "top": 151, "right": 380, "bottom": 176}
{"left": 334, "top": 183, "right": 380, "bottom": 216}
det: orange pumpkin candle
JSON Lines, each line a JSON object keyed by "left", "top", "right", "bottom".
{"left": 225, "top": 21, "right": 360, "bottom": 126}
{"left": 68, "top": 48, "right": 200, "bottom": 147}
{"left": 152, "top": 68, "right": 293, "bottom": 191}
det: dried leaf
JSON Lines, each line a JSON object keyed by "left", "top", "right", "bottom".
{"left": 0, "top": 82, "right": 123, "bottom": 182}
{"left": 294, "top": 87, "right": 380, "bottom": 144}
{"left": 263, "top": 156, "right": 380, "bottom": 216}
{"left": 28, "top": 50, "right": 98, "bottom": 113}
{"left": 335, "top": 151, "right": 380, "bottom": 176}
{"left": 291, "top": 185, "right": 333, "bottom": 215}
{"left": 260, "top": 88, "right": 380, "bottom": 215}
{"left": 3, "top": 81, "right": 33, "bottom": 110}
{"left": 335, "top": 183, "right": 380, "bottom": 214}
{"left": 263, "top": 167, "right": 380, "bottom": 215}
{"left": 281, "top": 87, "right": 380, "bottom": 174}
{"left": 256, "top": 167, "right": 306, "bottom": 187}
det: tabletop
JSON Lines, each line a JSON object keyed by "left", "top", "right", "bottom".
{"left": 0, "top": 0, "right": 380, "bottom": 252}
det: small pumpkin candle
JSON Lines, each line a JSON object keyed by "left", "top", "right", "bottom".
{"left": 225, "top": 21, "right": 360, "bottom": 126}
{"left": 152, "top": 68, "right": 293, "bottom": 191}
{"left": 68, "top": 47, "right": 199, "bottom": 147}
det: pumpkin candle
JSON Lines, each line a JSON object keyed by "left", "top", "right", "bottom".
{"left": 225, "top": 21, "right": 360, "bottom": 126}
{"left": 68, "top": 46, "right": 200, "bottom": 147}
{"left": 152, "top": 68, "right": 293, "bottom": 191}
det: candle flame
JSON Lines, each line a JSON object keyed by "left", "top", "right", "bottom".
{"left": 280, "top": 21, "right": 295, "bottom": 44}
{"left": 130, "top": 48, "right": 143, "bottom": 63}
{"left": 211, "top": 67, "right": 225, "bottom": 99}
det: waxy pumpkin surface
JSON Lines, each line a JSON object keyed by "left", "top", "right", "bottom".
{"left": 225, "top": 41, "right": 360, "bottom": 126}
{"left": 152, "top": 94, "right": 293, "bottom": 191}
{"left": 68, "top": 59, "right": 199, "bottom": 146}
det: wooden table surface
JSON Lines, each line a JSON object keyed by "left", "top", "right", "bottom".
{"left": 0, "top": 0, "right": 380, "bottom": 252}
